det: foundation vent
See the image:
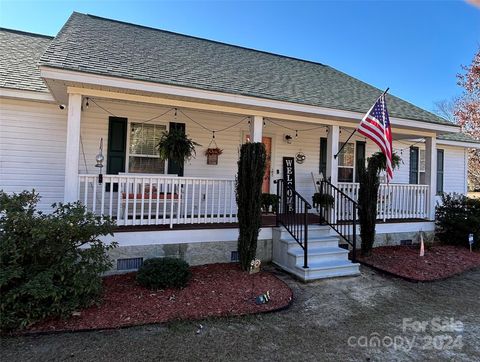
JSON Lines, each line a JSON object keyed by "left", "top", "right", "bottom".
{"left": 230, "top": 251, "right": 239, "bottom": 262}
{"left": 400, "top": 239, "right": 413, "bottom": 246}
{"left": 117, "top": 257, "right": 144, "bottom": 271}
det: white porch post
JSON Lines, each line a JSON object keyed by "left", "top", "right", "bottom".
{"left": 64, "top": 93, "right": 82, "bottom": 202}
{"left": 425, "top": 136, "right": 437, "bottom": 220}
{"left": 250, "top": 115, "right": 263, "bottom": 142}
{"left": 326, "top": 125, "right": 339, "bottom": 185}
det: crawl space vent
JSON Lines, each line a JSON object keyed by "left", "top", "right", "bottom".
{"left": 117, "top": 257, "right": 143, "bottom": 271}
{"left": 230, "top": 251, "right": 239, "bottom": 262}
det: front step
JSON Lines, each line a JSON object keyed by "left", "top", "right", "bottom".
{"left": 272, "top": 225, "right": 360, "bottom": 282}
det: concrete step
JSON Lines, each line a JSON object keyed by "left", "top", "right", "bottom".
{"left": 295, "top": 260, "right": 360, "bottom": 281}
{"left": 287, "top": 246, "right": 350, "bottom": 265}
{"left": 274, "top": 225, "right": 331, "bottom": 240}
{"left": 280, "top": 235, "right": 340, "bottom": 249}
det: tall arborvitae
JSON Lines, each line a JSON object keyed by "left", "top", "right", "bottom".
{"left": 236, "top": 142, "right": 266, "bottom": 270}
{"left": 358, "top": 152, "right": 401, "bottom": 256}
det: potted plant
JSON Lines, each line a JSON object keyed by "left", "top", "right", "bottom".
{"left": 157, "top": 129, "right": 200, "bottom": 165}
{"left": 205, "top": 147, "right": 223, "bottom": 165}
{"left": 261, "top": 193, "right": 280, "bottom": 214}
{"left": 312, "top": 193, "right": 335, "bottom": 209}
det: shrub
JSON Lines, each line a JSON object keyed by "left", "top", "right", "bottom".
{"left": 358, "top": 152, "right": 401, "bottom": 256}
{"left": 436, "top": 193, "right": 480, "bottom": 250}
{"left": 136, "top": 257, "right": 191, "bottom": 289}
{"left": 236, "top": 143, "right": 266, "bottom": 271}
{"left": 261, "top": 193, "right": 280, "bottom": 213}
{"left": 0, "top": 190, "right": 116, "bottom": 331}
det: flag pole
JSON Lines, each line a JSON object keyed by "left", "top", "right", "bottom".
{"left": 334, "top": 87, "right": 390, "bottom": 159}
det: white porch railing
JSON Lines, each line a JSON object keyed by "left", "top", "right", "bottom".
{"left": 338, "top": 182, "right": 429, "bottom": 221}
{"left": 78, "top": 174, "right": 237, "bottom": 228}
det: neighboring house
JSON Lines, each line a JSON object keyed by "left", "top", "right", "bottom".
{"left": 1, "top": 13, "right": 479, "bottom": 280}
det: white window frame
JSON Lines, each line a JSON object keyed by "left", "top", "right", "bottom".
{"left": 125, "top": 121, "right": 168, "bottom": 174}
{"left": 418, "top": 149, "right": 426, "bottom": 184}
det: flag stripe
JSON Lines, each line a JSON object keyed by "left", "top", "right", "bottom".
{"left": 357, "top": 94, "right": 394, "bottom": 182}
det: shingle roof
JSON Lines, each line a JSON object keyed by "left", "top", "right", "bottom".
{"left": 38, "top": 12, "right": 454, "bottom": 127}
{"left": 438, "top": 133, "right": 480, "bottom": 144}
{"left": 0, "top": 28, "right": 53, "bottom": 92}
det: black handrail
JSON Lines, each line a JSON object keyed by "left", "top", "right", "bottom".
{"left": 275, "top": 179, "right": 311, "bottom": 268}
{"left": 317, "top": 179, "right": 358, "bottom": 262}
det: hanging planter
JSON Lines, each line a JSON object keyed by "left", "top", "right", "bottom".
{"left": 205, "top": 138, "right": 223, "bottom": 165}
{"left": 157, "top": 129, "right": 201, "bottom": 165}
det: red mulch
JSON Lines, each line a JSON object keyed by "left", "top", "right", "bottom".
{"left": 357, "top": 245, "right": 480, "bottom": 282}
{"left": 27, "top": 263, "right": 292, "bottom": 333}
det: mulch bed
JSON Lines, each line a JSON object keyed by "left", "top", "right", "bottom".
{"left": 26, "top": 263, "right": 292, "bottom": 334}
{"left": 357, "top": 245, "right": 480, "bottom": 282}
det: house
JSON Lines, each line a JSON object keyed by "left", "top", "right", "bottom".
{"left": 1, "top": 12, "right": 479, "bottom": 280}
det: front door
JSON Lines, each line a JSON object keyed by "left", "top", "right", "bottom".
{"left": 262, "top": 137, "right": 272, "bottom": 193}
{"left": 245, "top": 134, "right": 272, "bottom": 193}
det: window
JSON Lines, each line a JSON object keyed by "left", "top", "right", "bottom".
{"left": 128, "top": 123, "right": 166, "bottom": 173}
{"left": 338, "top": 142, "right": 354, "bottom": 182}
{"left": 436, "top": 149, "right": 444, "bottom": 194}
{"left": 409, "top": 147, "right": 426, "bottom": 184}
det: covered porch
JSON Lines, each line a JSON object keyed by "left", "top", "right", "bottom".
{"left": 61, "top": 87, "right": 446, "bottom": 230}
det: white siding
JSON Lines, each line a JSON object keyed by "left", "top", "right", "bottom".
{"left": 0, "top": 98, "right": 67, "bottom": 212}
{"left": 441, "top": 145, "right": 467, "bottom": 195}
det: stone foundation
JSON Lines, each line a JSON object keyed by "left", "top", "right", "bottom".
{"left": 106, "top": 239, "right": 272, "bottom": 274}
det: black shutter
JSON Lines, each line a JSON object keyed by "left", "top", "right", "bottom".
{"left": 168, "top": 122, "right": 186, "bottom": 176}
{"left": 107, "top": 117, "right": 128, "bottom": 175}
{"left": 319, "top": 137, "right": 327, "bottom": 176}
{"left": 355, "top": 141, "right": 366, "bottom": 182}
{"left": 409, "top": 147, "right": 419, "bottom": 184}
{"left": 436, "top": 149, "right": 444, "bottom": 194}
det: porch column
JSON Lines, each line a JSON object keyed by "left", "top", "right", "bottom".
{"left": 326, "top": 125, "right": 340, "bottom": 185}
{"left": 250, "top": 115, "right": 263, "bottom": 143}
{"left": 425, "top": 136, "right": 437, "bottom": 220}
{"left": 64, "top": 93, "right": 82, "bottom": 202}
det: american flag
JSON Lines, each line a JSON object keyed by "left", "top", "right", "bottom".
{"left": 357, "top": 94, "right": 394, "bottom": 182}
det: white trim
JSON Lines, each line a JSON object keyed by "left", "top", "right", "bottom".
{"left": 64, "top": 93, "right": 82, "bottom": 202}
{"left": 375, "top": 221, "right": 435, "bottom": 233}
{"left": 101, "top": 227, "right": 272, "bottom": 247}
{"left": 436, "top": 139, "right": 480, "bottom": 149}
{"left": 40, "top": 66, "right": 460, "bottom": 133}
{"left": 0, "top": 87, "right": 55, "bottom": 102}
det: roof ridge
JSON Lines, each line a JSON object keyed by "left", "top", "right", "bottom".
{"left": 79, "top": 12, "right": 328, "bottom": 68}
{"left": 0, "top": 27, "right": 54, "bottom": 39}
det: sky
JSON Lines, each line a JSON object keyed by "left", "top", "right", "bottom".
{"left": 0, "top": 0, "right": 478, "bottom": 113}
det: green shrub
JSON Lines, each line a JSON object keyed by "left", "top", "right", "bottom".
{"left": 136, "top": 257, "right": 191, "bottom": 289}
{"left": 436, "top": 193, "right": 480, "bottom": 250}
{"left": 0, "top": 190, "right": 116, "bottom": 331}
{"left": 261, "top": 193, "right": 280, "bottom": 213}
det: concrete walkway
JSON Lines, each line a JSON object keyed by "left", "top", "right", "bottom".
{"left": 1, "top": 266, "right": 479, "bottom": 361}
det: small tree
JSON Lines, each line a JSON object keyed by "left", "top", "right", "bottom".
{"left": 236, "top": 143, "right": 266, "bottom": 271}
{"left": 358, "top": 152, "right": 401, "bottom": 256}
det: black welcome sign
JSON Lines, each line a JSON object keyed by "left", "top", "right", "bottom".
{"left": 283, "top": 157, "right": 295, "bottom": 212}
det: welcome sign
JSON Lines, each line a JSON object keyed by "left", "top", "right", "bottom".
{"left": 283, "top": 157, "right": 295, "bottom": 212}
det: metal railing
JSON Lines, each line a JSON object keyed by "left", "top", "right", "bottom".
{"left": 275, "top": 179, "right": 312, "bottom": 268}
{"left": 78, "top": 174, "right": 237, "bottom": 228}
{"left": 317, "top": 179, "right": 357, "bottom": 262}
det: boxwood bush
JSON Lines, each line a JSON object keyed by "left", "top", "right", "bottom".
{"left": 436, "top": 193, "right": 480, "bottom": 250}
{"left": 136, "top": 257, "right": 191, "bottom": 289}
{"left": 0, "top": 190, "right": 116, "bottom": 331}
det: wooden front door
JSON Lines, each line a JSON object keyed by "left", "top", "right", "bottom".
{"left": 245, "top": 134, "right": 272, "bottom": 193}
{"left": 262, "top": 137, "right": 272, "bottom": 193}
